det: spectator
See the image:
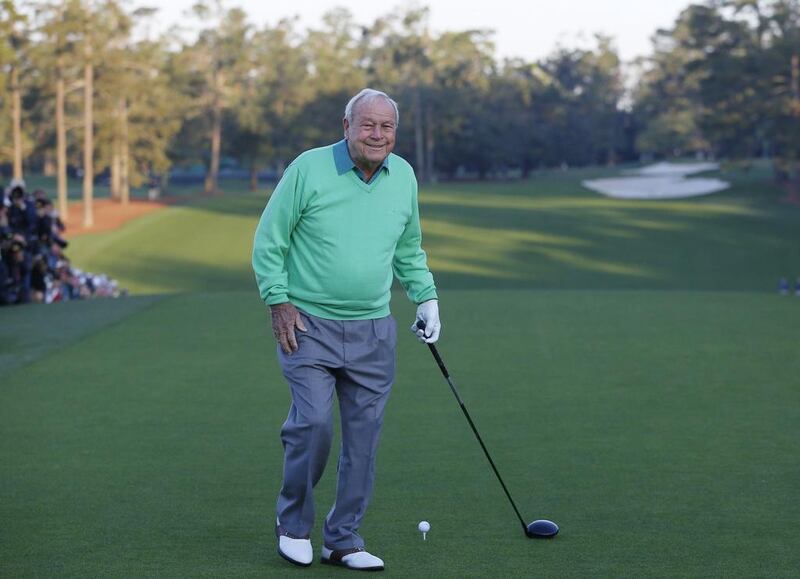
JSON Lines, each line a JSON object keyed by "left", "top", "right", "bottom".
{"left": 7, "top": 180, "right": 37, "bottom": 242}
{"left": 1, "top": 235, "right": 30, "bottom": 304}
{"left": 35, "top": 198, "right": 68, "bottom": 251}
{"left": 30, "top": 254, "right": 47, "bottom": 303}
{"left": 0, "top": 183, "right": 126, "bottom": 307}
{"left": 0, "top": 203, "right": 10, "bottom": 304}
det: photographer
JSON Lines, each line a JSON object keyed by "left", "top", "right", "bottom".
{"left": 7, "top": 181, "right": 37, "bottom": 243}
{"left": 0, "top": 204, "right": 10, "bottom": 305}
{"left": 1, "top": 234, "right": 31, "bottom": 304}
{"left": 0, "top": 183, "right": 125, "bottom": 306}
{"left": 35, "top": 198, "right": 68, "bottom": 253}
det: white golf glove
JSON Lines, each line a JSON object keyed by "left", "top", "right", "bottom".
{"left": 411, "top": 299, "right": 441, "bottom": 344}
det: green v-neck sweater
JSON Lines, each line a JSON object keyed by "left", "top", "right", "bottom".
{"left": 252, "top": 143, "right": 437, "bottom": 320}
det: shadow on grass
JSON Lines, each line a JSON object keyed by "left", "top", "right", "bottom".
{"left": 102, "top": 254, "right": 254, "bottom": 294}
{"left": 179, "top": 180, "right": 794, "bottom": 291}
{"left": 416, "top": 180, "right": 789, "bottom": 290}
{"left": 176, "top": 191, "right": 272, "bottom": 218}
{"left": 0, "top": 295, "right": 164, "bottom": 373}
{"left": 66, "top": 168, "right": 800, "bottom": 294}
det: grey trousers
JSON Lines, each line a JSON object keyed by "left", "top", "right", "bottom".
{"left": 276, "top": 310, "right": 396, "bottom": 550}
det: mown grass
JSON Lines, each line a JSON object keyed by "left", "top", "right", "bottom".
{"left": 62, "top": 163, "right": 800, "bottom": 295}
{"left": 2, "top": 165, "right": 800, "bottom": 577}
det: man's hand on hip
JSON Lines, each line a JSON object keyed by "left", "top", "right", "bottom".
{"left": 270, "top": 302, "right": 308, "bottom": 354}
{"left": 411, "top": 299, "right": 441, "bottom": 344}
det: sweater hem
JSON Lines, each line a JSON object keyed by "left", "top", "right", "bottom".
{"left": 290, "top": 296, "right": 391, "bottom": 320}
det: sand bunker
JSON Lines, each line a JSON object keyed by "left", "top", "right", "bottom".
{"left": 582, "top": 162, "right": 730, "bottom": 199}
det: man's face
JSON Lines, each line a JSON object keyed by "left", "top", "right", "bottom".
{"left": 344, "top": 97, "right": 397, "bottom": 171}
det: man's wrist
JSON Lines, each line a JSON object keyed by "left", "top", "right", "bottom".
{"left": 270, "top": 301, "right": 291, "bottom": 309}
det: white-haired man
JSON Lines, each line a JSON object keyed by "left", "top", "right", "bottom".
{"left": 252, "top": 88, "right": 441, "bottom": 571}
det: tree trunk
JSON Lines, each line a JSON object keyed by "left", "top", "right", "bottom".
{"left": 43, "top": 151, "right": 56, "bottom": 176}
{"left": 784, "top": 55, "right": 800, "bottom": 204}
{"left": 56, "top": 62, "right": 68, "bottom": 223}
{"left": 785, "top": 166, "right": 800, "bottom": 205}
{"left": 425, "top": 103, "right": 436, "bottom": 183}
{"left": 83, "top": 38, "right": 94, "bottom": 228}
{"left": 607, "top": 147, "right": 617, "bottom": 167}
{"left": 414, "top": 86, "right": 425, "bottom": 182}
{"left": 206, "top": 103, "right": 221, "bottom": 194}
{"left": 111, "top": 107, "right": 121, "bottom": 200}
{"left": 11, "top": 66, "right": 23, "bottom": 180}
{"left": 120, "top": 97, "right": 130, "bottom": 206}
{"left": 159, "top": 172, "right": 169, "bottom": 195}
{"left": 250, "top": 164, "right": 258, "bottom": 191}
{"left": 205, "top": 73, "right": 222, "bottom": 195}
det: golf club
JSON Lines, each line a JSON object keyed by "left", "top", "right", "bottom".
{"left": 415, "top": 320, "right": 559, "bottom": 539}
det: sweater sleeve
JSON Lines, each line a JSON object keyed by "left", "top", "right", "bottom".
{"left": 392, "top": 177, "right": 438, "bottom": 304}
{"left": 251, "top": 164, "right": 304, "bottom": 305}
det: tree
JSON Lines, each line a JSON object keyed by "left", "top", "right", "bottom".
{"left": 178, "top": 2, "right": 252, "bottom": 194}
{"left": 92, "top": 0, "right": 133, "bottom": 202}
{"left": 79, "top": 0, "right": 95, "bottom": 225}
{"left": 28, "top": 0, "right": 84, "bottom": 221}
{"left": 493, "top": 58, "right": 553, "bottom": 176}
{"left": 634, "top": 0, "right": 800, "bottom": 186}
{"left": 0, "top": 0, "right": 31, "bottom": 180}
{"left": 91, "top": 4, "right": 182, "bottom": 204}
{"left": 229, "top": 17, "right": 310, "bottom": 187}
{"left": 362, "top": 7, "right": 437, "bottom": 180}
{"left": 537, "top": 37, "right": 625, "bottom": 167}
{"left": 296, "top": 8, "right": 366, "bottom": 163}
{"left": 425, "top": 28, "right": 495, "bottom": 178}
{"left": 123, "top": 33, "right": 185, "bottom": 197}
{"left": 756, "top": 0, "right": 800, "bottom": 195}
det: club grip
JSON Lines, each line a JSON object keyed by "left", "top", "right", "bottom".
{"left": 415, "top": 320, "right": 450, "bottom": 378}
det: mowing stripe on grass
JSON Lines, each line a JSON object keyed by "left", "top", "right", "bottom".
{"left": 2, "top": 290, "right": 799, "bottom": 577}
{"left": 0, "top": 295, "right": 163, "bottom": 374}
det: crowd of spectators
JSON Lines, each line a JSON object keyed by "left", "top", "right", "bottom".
{"left": 1, "top": 179, "right": 126, "bottom": 306}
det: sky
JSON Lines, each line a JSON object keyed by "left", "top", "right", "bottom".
{"left": 140, "top": 0, "right": 694, "bottom": 63}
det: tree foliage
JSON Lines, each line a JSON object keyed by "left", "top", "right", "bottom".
{"left": 2, "top": 0, "right": 796, "bottom": 189}
{"left": 634, "top": 0, "right": 800, "bottom": 183}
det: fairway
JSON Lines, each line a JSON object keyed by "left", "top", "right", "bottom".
{"left": 3, "top": 167, "right": 800, "bottom": 577}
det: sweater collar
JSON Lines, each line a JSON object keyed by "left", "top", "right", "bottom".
{"left": 333, "top": 139, "right": 390, "bottom": 183}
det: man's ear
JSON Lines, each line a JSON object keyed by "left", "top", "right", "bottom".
{"left": 343, "top": 118, "right": 350, "bottom": 138}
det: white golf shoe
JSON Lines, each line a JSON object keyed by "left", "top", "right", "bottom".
{"left": 276, "top": 518, "right": 313, "bottom": 567}
{"left": 321, "top": 546, "right": 384, "bottom": 571}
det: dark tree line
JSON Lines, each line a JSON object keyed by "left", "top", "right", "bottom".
{"left": 633, "top": 0, "right": 800, "bottom": 189}
{"left": 1, "top": 0, "right": 799, "bottom": 226}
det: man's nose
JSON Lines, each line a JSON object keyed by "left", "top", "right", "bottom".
{"left": 370, "top": 125, "right": 382, "bottom": 139}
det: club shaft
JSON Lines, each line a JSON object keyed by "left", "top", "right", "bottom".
{"left": 427, "top": 342, "right": 529, "bottom": 532}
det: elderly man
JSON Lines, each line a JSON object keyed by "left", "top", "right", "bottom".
{"left": 252, "top": 88, "right": 440, "bottom": 571}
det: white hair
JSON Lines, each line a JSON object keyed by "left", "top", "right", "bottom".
{"left": 344, "top": 88, "right": 400, "bottom": 127}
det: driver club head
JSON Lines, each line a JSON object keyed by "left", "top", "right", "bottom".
{"left": 526, "top": 519, "right": 559, "bottom": 538}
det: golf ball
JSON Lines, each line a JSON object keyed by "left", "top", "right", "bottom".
{"left": 418, "top": 521, "right": 431, "bottom": 533}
